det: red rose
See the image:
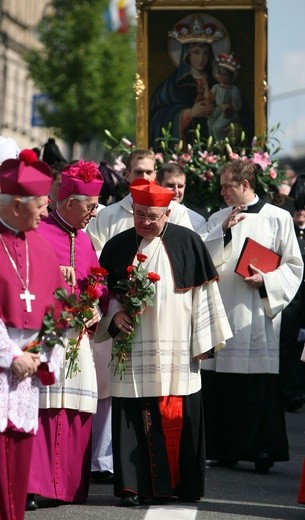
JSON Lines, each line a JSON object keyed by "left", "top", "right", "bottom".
{"left": 86, "top": 285, "right": 99, "bottom": 301}
{"left": 137, "top": 253, "right": 147, "bottom": 263}
{"left": 148, "top": 272, "right": 160, "bottom": 282}
{"left": 127, "top": 265, "right": 134, "bottom": 274}
{"left": 90, "top": 266, "right": 108, "bottom": 277}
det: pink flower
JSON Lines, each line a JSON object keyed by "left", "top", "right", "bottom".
{"left": 198, "top": 151, "right": 208, "bottom": 160}
{"left": 155, "top": 153, "right": 164, "bottom": 163}
{"left": 269, "top": 168, "right": 277, "bottom": 179}
{"left": 206, "top": 154, "right": 217, "bottom": 164}
{"left": 229, "top": 152, "right": 240, "bottom": 160}
{"left": 252, "top": 152, "right": 272, "bottom": 171}
{"left": 113, "top": 155, "right": 126, "bottom": 173}
{"left": 181, "top": 153, "right": 191, "bottom": 162}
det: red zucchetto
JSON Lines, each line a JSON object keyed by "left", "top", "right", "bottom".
{"left": 130, "top": 179, "right": 174, "bottom": 207}
{"left": 0, "top": 149, "right": 52, "bottom": 196}
{"left": 58, "top": 159, "right": 104, "bottom": 201}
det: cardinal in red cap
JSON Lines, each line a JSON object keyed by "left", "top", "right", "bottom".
{"left": 128, "top": 179, "right": 174, "bottom": 240}
{"left": 0, "top": 150, "right": 65, "bottom": 520}
{"left": 95, "top": 177, "right": 232, "bottom": 507}
{"left": 130, "top": 178, "right": 174, "bottom": 207}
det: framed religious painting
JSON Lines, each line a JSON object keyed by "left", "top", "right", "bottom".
{"left": 134, "top": 0, "right": 267, "bottom": 149}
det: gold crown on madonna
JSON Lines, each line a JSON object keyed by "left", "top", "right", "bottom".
{"left": 168, "top": 16, "right": 226, "bottom": 44}
{"left": 216, "top": 53, "right": 241, "bottom": 72}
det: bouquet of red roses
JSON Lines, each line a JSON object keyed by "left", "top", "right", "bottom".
{"left": 26, "top": 266, "right": 108, "bottom": 379}
{"left": 111, "top": 253, "right": 160, "bottom": 379}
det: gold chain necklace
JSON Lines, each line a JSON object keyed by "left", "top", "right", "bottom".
{"left": 50, "top": 211, "right": 76, "bottom": 269}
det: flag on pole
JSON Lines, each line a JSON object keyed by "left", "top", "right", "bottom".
{"left": 106, "top": 0, "right": 136, "bottom": 33}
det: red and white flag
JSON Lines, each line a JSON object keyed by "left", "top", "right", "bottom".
{"left": 107, "top": 0, "right": 136, "bottom": 33}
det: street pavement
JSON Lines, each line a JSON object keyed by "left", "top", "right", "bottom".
{"left": 25, "top": 406, "right": 305, "bottom": 520}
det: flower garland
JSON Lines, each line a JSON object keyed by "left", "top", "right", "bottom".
{"left": 25, "top": 266, "right": 108, "bottom": 378}
{"left": 111, "top": 253, "right": 160, "bottom": 379}
{"left": 104, "top": 124, "right": 285, "bottom": 214}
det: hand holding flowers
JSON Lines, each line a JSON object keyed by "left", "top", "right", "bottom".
{"left": 111, "top": 253, "right": 160, "bottom": 379}
{"left": 25, "top": 266, "right": 108, "bottom": 379}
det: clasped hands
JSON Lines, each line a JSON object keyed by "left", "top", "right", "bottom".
{"left": 60, "top": 265, "right": 76, "bottom": 287}
{"left": 11, "top": 351, "right": 41, "bottom": 379}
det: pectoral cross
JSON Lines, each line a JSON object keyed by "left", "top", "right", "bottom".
{"left": 20, "top": 289, "right": 36, "bottom": 312}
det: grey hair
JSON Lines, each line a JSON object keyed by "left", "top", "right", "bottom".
{"left": 57, "top": 193, "right": 88, "bottom": 208}
{"left": 0, "top": 194, "right": 35, "bottom": 207}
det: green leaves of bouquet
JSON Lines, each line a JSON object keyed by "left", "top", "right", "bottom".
{"left": 26, "top": 267, "right": 108, "bottom": 379}
{"left": 111, "top": 253, "right": 160, "bottom": 379}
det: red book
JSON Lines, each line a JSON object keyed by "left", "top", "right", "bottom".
{"left": 235, "top": 237, "right": 281, "bottom": 278}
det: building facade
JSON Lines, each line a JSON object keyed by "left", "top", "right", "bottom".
{"left": 0, "top": 0, "right": 61, "bottom": 153}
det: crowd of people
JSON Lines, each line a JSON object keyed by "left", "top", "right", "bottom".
{"left": 0, "top": 135, "right": 305, "bottom": 519}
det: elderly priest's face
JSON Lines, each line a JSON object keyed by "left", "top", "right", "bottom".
{"left": 0, "top": 194, "right": 49, "bottom": 232}
{"left": 133, "top": 203, "right": 171, "bottom": 239}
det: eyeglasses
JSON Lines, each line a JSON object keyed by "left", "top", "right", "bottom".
{"left": 73, "top": 199, "right": 99, "bottom": 212}
{"left": 134, "top": 212, "right": 166, "bottom": 223}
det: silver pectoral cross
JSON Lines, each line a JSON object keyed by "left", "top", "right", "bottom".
{"left": 20, "top": 289, "right": 36, "bottom": 312}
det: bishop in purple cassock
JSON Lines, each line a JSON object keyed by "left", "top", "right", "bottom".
{"left": 0, "top": 149, "right": 65, "bottom": 520}
{"left": 28, "top": 160, "right": 109, "bottom": 506}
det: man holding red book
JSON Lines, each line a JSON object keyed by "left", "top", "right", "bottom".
{"left": 202, "top": 159, "right": 303, "bottom": 474}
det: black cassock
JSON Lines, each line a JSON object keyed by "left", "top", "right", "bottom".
{"left": 99, "top": 223, "right": 218, "bottom": 500}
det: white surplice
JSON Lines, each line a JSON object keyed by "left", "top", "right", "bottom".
{"left": 97, "top": 236, "right": 232, "bottom": 398}
{"left": 202, "top": 203, "right": 304, "bottom": 374}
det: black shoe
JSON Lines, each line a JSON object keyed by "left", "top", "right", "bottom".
{"left": 26, "top": 494, "right": 38, "bottom": 511}
{"left": 91, "top": 471, "right": 114, "bottom": 484}
{"left": 285, "top": 396, "right": 304, "bottom": 412}
{"left": 254, "top": 453, "right": 274, "bottom": 474}
{"left": 120, "top": 494, "right": 143, "bottom": 507}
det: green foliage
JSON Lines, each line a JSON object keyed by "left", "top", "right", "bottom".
{"left": 104, "top": 124, "right": 286, "bottom": 214}
{"left": 24, "top": 0, "right": 136, "bottom": 145}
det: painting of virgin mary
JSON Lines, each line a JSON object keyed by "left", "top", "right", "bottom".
{"left": 149, "top": 13, "right": 230, "bottom": 148}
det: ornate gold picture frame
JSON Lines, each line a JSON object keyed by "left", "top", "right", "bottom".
{"left": 135, "top": 0, "right": 267, "bottom": 148}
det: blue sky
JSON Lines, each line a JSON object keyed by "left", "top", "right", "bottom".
{"left": 268, "top": 0, "right": 305, "bottom": 157}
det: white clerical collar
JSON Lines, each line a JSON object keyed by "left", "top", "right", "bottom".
{"left": 0, "top": 217, "right": 20, "bottom": 234}
{"left": 55, "top": 210, "right": 75, "bottom": 231}
{"left": 244, "top": 194, "right": 259, "bottom": 209}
